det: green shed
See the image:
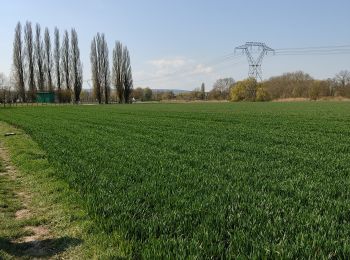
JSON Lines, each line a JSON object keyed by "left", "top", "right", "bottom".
{"left": 36, "top": 91, "right": 55, "bottom": 103}
{"left": 36, "top": 92, "right": 55, "bottom": 103}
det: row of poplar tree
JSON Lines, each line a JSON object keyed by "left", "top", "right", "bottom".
{"left": 90, "top": 35, "right": 133, "bottom": 104}
{"left": 12, "top": 21, "right": 133, "bottom": 104}
{"left": 12, "top": 21, "right": 82, "bottom": 103}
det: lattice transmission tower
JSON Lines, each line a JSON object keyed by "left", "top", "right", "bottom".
{"left": 235, "top": 42, "right": 274, "bottom": 81}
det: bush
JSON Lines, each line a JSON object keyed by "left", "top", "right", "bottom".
{"left": 309, "top": 80, "right": 331, "bottom": 100}
{"left": 256, "top": 86, "right": 271, "bottom": 101}
{"left": 230, "top": 83, "right": 246, "bottom": 101}
{"left": 57, "top": 89, "right": 72, "bottom": 103}
{"left": 230, "top": 78, "right": 261, "bottom": 101}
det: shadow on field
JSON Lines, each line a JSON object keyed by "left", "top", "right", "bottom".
{"left": 0, "top": 236, "right": 82, "bottom": 258}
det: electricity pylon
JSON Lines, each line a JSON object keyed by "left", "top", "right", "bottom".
{"left": 235, "top": 42, "right": 274, "bottom": 81}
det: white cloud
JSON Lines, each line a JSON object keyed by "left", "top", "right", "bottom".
{"left": 191, "top": 64, "right": 213, "bottom": 74}
{"left": 147, "top": 57, "right": 213, "bottom": 77}
{"left": 149, "top": 57, "right": 189, "bottom": 68}
{"left": 133, "top": 56, "right": 217, "bottom": 89}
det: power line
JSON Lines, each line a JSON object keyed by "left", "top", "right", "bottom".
{"left": 133, "top": 43, "right": 350, "bottom": 85}
{"left": 274, "top": 44, "right": 350, "bottom": 56}
{"left": 275, "top": 48, "right": 350, "bottom": 56}
{"left": 276, "top": 51, "right": 350, "bottom": 56}
{"left": 275, "top": 44, "right": 350, "bottom": 51}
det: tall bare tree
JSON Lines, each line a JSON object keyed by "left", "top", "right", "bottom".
{"left": 90, "top": 37, "right": 101, "bottom": 103}
{"left": 334, "top": 70, "right": 350, "bottom": 97}
{"left": 61, "top": 30, "right": 70, "bottom": 91}
{"left": 122, "top": 46, "right": 133, "bottom": 103}
{"left": 112, "top": 41, "right": 124, "bottom": 103}
{"left": 98, "top": 34, "right": 110, "bottom": 104}
{"left": 13, "top": 22, "right": 26, "bottom": 102}
{"left": 335, "top": 70, "right": 350, "bottom": 88}
{"left": 0, "top": 73, "right": 11, "bottom": 105}
{"left": 70, "top": 29, "right": 83, "bottom": 103}
{"left": 0, "top": 73, "right": 6, "bottom": 88}
{"left": 35, "top": 24, "right": 45, "bottom": 91}
{"left": 44, "top": 27, "right": 53, "bottom": 92}
{"left": 201, "top": 83, "right": 205, "bottom": 100}
{"left": 54, "top": 27, "right": 61, "bottom": 94}
{"left": 208, "top": 78, "right": 235, "bottom": 100}
{"left": 91, "top": 33, "right": 110, "bottom": 104}
{"left": 24, "top": 21, "right": 36, "bottom": 101}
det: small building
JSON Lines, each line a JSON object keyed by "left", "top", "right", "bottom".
{"left": 36, "top": 91, "right": 55, "bottom": 103}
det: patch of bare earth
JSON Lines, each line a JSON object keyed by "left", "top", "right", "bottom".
{"left": 22, "top": 226, "right": 50, "bottom": 242}
{"left": 15, "top": 209, "right": 31, "bottom": 220}
{"left": 15, "top": 225, "right": 54, "bottom": 258}
{"left": 272, "top": 97, "right": 309, "bottom": 102}
{"left": 0, "top": 142, "right": 54, "bottom": 256}
{"left": 0, "top": 148, "right": 17, "bottom": 180}
{"left": 272, "top": 97, "right": 350, "bottom": 102}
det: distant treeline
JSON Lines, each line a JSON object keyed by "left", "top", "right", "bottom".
{"left": 231, "top": 70, "right": 350, "bottom": 102}
{"left": 133, "top": 71, "right": 350, "bottom": 102}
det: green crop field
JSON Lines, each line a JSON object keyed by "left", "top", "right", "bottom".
{"left": 1, "top": 102, "right": 350, "bottom": 258}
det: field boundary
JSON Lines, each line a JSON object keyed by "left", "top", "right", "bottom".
{"left": 0, "top": 121, "right": 130, "bottom": 259}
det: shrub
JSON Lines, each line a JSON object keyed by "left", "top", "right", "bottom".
{"left": 57, "top": 89, "right": 72, "bottom": 103}
{"left": 309, "top": 80, "right": 331, "bottom": 100}
{"left": 230, "top": 78, "right": 259, "bottom": 101}
{"left": 256, "top": 86, "right": 271, "bottom": 101}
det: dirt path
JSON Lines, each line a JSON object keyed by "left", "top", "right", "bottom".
{"left": 0, "top": 144, "right": 55, "bottom": 258}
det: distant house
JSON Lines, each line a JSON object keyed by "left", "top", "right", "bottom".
{"left": 36, "top": 91, "right": 55, "bottom": 103}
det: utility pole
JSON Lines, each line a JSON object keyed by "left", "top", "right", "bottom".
{"left": 235, "top": 42, "right": 274, "bottom": 81}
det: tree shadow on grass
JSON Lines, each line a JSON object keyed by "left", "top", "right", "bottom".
{"left": 0, "top": 236, "right": 82, "bottom": 258}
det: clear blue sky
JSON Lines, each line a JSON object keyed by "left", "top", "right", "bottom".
{"left": 1, "top": 0, "right": 350, "bottom": 90}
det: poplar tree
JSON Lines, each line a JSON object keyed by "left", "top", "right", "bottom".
{"left": 13, "top": 22, "right": 26, "bottom": 102}
{"left": 122, "top": 46, "right": 133, "bottom": 103}
{"left": 61, "top": 31, "right": 70, "bottom": 89}
{"left": 35, "top": 23, "right": 45, "bottom": 91}
{"left": 44, "top": 27, "right": 53, "bottom": 91}
{"left": 61, "top": 30, "right": 71, "bottom": 102}
{"left": 91, "top": 33, "right": 110, "bottom": 104}
{"left": 112, "top": 41, "right": 124, "bottom": 103}
{"left": 54, "top": 28, "right": 61, "bottom": 93}
{"left": 70, "top": 29, "right": 83, "bottom": 103}
{"left": 24, "top": 21, "right": 36, "bottom": 100}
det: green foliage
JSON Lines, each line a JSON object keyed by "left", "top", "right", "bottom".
{"left": 255, "top": 85, "right": 271, "bottom": 101}
{"left": 1, "top": 103, "right": 350, "bottom": 258}
{"left": 230, "top": 82, "right": 245, "bottom": 101}
{"left": 143, "top": 88, "right": 152, "bottom": 101}
{"left": 132, "top": 87, "right": 153, "bottom": 102}
{"left": 230, "top": 78, "right": 261, "bottom": 101}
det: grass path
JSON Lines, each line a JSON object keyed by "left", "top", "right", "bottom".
{"left": 0, "top": 122, "right": 129, "bottom": 259}
{"left": 0, "top": 142, "right": 52, "bottom": 258}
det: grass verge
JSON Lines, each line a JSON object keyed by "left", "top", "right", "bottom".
{"left": 0, "top": 121, "right": 131, "bottom": 259}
